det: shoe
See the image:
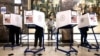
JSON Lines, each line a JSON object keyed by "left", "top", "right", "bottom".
{"left": 37, "top": 53, "right": 42, "bottom": 56}
{"left": 16, "top": 44, "right": 20, "bottom": 46}
{"left": 8, "top": 53, "right": 14, "bottom": 56}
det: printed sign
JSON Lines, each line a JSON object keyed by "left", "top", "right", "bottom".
{"left": 26, "top": 15, "right": 33, "bottom": 23}
{"left": 1, "top": 6, "right": 6, "bottom": 14}
{"left": 71, "top": 11, "right": 77, "bottom": 23}
{"left": 24, "top": 10, "right": 33, "bottom": 24}
{"left": 90, "top": 14, "right": 96, "bottom": 22}
{"left": 71, "top": 15, "right": 77, "bottom": 23}
{"left": 4, "top": 14, "right": 11, "bottom": 24}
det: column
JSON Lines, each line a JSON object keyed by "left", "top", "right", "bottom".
{"left": 28, "top": 0, "right": 31, "bottom": 10}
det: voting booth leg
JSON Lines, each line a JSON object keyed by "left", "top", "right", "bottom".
{"left": 19, "top": 31, "right": 24, "bottom": 46}
{"left": 79, "top": 27, "right": 99, "bottom": 52}
{"left": 55, "top": 27, "right": 78, "bottom": 55}
{"left": 24, "top": 28, "right": 45, "bottom": 56}
{"left": 87, "top": 27, "right": 99, "bottom": 51}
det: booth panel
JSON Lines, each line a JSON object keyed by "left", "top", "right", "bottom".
{"left": 24, "top": 10, "right": 34, "bottom": 24}
{"left": 16, "top": 15, "right": 22, "bottom": 28}
{"left": 56, "top": 10, "right": 71, "bottom": 28}
{"left": 78, "top": 13, "right": 98, "bottom": 28}
{"left": 33, "top": 11, "right": 45, "bottom": 28}
{"left": 10, "top": 14, "right": 18, "bottom": 27}
{"left": 89, "top": 13, "right": 98, "bottom": 26}
{"left": 78, "top": 13, "right": 90, "bottom": 28}
{"left": 71, "top": 11, "right": 78, "bottom": 24}
{"left": 56, "top": 10, "right": 78, "bottom": 28}
{"left": 24, "top": 10, "right": 45, "bottom": 28}
{"left": 3, "top": 14, "right": 11, "bottom": 25}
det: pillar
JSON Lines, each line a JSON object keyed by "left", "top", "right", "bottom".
{"left": 28, "top": 0, "right": 31, "bottom": 10}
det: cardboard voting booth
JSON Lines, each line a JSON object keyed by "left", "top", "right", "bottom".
{"left": 3, "top": 14, "right": 22, "bottom": 28}
{"left": 56, "top": 10, "right": 78, "bottom": 28}
{"left": 24, "top": 10, "right": 45, "bottom": 28}
{"left": 78, "top": 13, "right": 98, "bottom": 28}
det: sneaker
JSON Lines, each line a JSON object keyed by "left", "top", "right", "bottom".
{"left": 16, "top": 44, "right": 20, "bottom": 46}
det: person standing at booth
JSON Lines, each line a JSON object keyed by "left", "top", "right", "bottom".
{"left": 33, "top": 9, "right": 45, "bottom": 49}
{"left": 79, "top": 6, "right": 95, "bottom": 46}
{"left": 34, "top": 25, "right": 44, "bottom": 48}
{"left": 79, "top": 27, "right": 89, "bottom": 46}
{"left": 8, "top": 26, "right": 20, "bottom": 46}
{"left": 14, "top": 27, "right": 21, "bottom": 46}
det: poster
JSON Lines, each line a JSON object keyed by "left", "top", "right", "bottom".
{"left": 71, "top": 11, "right": 77, "bottom": 23}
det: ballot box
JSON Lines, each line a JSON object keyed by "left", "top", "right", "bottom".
{"left": 56, "top": 10, "right": 78, "bottom": 28}
{"left": 3, "top": 13, "right": 22, "bottom": 28}
{"left": 78, "top": 13, "right": 98, "bottom": 28}
{"left": 24, "top": 10, "right": 45, "bottom": 28}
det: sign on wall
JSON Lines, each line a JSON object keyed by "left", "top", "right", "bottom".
{"left": 1, "top": 6, "right": 6, "bottom": 14}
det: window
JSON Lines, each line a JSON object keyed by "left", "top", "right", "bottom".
{"left": 14, "top": 0, "right": 21, "bottom": 4}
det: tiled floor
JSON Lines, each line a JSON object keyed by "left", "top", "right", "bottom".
{"left": 0, "top": 46, "right": 100, "bottom": 56}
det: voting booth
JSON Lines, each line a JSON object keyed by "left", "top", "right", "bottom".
{"left": 56, "top": 10, "right": 78, "bottom": 28}
{"left": 3, "top": 13, "right": 22, "bottom": 28}
{"left": 24, "top": 10, "right": 45, "bottom": 28}
{"left": 3, "top": 14, "right": 22, "bottom": 50}
{"left": 24, "top": 10, "right": 45, "bottom": 55}
{"left": 78, "top": 13, "right": 98, "bottom": 28}
{"left": 78, "top": 13, "right": 100, "bottom": 51}
{"left": 55, "top": 10, "right": 78, "bottom": 54}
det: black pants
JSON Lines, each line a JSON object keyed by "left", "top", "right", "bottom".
{"left": 79, "top": 27, "right": 88, "bottom": 45}
{"left": 8, "top": 26, "right": 20, "bottom": 45}
{"left": 48, "top": 29, "right": 53, "bottom": 40}
{"left": 34, "top": 26, "right": 43, "bottom": 47}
